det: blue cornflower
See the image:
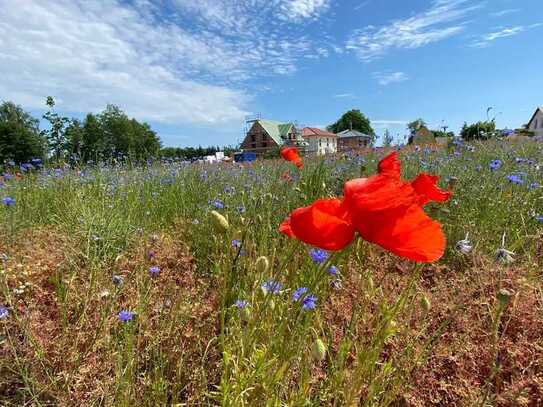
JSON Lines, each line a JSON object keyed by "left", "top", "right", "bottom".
{"left": 507, "top": 174, "right": 524, "bottom": 185}
{"left": 148, "top": 266, "right": 161, "bottom": 276}
{"left": 118, "top": 310, "right": 134, "bottom": 322}
{"left": 301, "top": 294, "right": 317, "bottom": 310}
{"left": 475, "top": 165, "right": 482, "bottom": 172}
{"left": 536, "top": 215, "right": 543, "bottom": 223}
{"left": 236, "top": 205, "right": 246, "bottom": 214}
{"left": 2, "top": 197, "right": 15, "bottom": 206}
{"left": 234, "top": 300, "right": 248, "bottom": 309}
{"left": 292, "top": 287, "right": 308, "bottom": 302}
{"left": 0, "top": 305, "right": 8, "bottom": 319}
{"left": 489, "top": 160, "right": 502, "bottom": 171}
{"left": 261, "top": 279, "right": 283, "bottom": 294}
{"left": 327, "top": 266, "right": 339, "bottom": 276}
{"left": 231, "top": 239, "right": 241, "bottom": 248}
{"left": 210, "top": 199, "right": 225, "bottom": 210}
{"left": 309, "top": 249, "right": 329, "bottom": 264}
{"left": 529, "top": 183, "right": 540, "bottom": 191}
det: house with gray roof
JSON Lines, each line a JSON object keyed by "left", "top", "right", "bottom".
{"left": 337, "top": 129, "right": 372, "bottom": 151}
{"left": 241, "top": 119, "right": 306, "bottom": 155}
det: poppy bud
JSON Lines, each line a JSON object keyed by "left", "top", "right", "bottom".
{"left": 367, "top": 275, "right": 374, "bottom": 291}
{"left": 255, "top": 256, "right": 269, "bottom": 274}
{"left": 210, "top": 210, "right": 229, "bottom": 234}
{"left": 420, "top": 295, "right": 431, "bottom": 312}
{"left": 240, "top": 307, "right": 251, "bottom": 322}
{"left": 447, "top": 177, "right": 458, "bottom": 190}
{"left": 497, "top": 288, "right": 513, "bottom": 306}
{"left": 311, "top": 338, "right": 327, "bottom": 362}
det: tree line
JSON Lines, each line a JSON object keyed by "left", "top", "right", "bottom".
{"left": 0, "top": 98, "right": 162, "bottom": 165}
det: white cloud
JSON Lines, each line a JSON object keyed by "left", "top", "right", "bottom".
{"left": 372, "top": 120, "right": 408, "bottom": 129}
{"left": 333, "top": 93, "right": 356, "bottom": 98}
{"left": 0, "top": 0, "right": 331, "bottom": 125}
{"left": 491, "top": 9, "right": 520, "bottom": 18}
{"left": 280, "top": 0, "right": 331, "bottom": 21}
{"left": 346, "top": 0, "right": 478, "bottom": 61}
{"left": 373, "top": 71, "right": 409, "bottom": 85}
{"left": 469, "top": 24, "right": 542, "bottom": 48}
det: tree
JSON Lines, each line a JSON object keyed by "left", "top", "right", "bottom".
{"left": 0, "top": 101, "right": 46, "bottom": 164}
{"left": 431, "top": 130, "right": 454, "bottom": 138}
{"left": 42, "top": 96, "right": 70, "bottom": 160}
{"left": 382, "top": 129, "right": 394, "bottom": 147}
{"left": 407, "top": 118, "right": 427, "bottom": 135}
{"left": 460, "top": 120, "right": 497, "bottom": 141}
{"left": 327, "top": 109, "right": 375, "bottom": 140}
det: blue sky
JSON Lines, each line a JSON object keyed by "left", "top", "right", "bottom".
{"left": 1, "top": 0, "right": 541, "bottom": 147}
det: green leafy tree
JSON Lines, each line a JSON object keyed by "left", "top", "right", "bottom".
{"left": 407, "top": 118, "right": 427, "bottom": 135}
{"left": 327, "top": 109, "right": 375, "bottom": 140}
{"left": 42, "top": 96, "right": 70, "bottom": 160}
{"left": 78, "top": 105, "right": 161, "bottom": 162}
{"left": 382, "top": 129, "right": 394, "bottom": 147}
{"left": 460, "top": 121, "right": 497, "bottom": 141}
{"left": 0, "top": 101, "right": 46, "bottom": 164}
{"left": 431, "top": 130, "right": 454, "bottom": 138}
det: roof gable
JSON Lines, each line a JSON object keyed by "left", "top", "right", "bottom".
{"left": 253, "top": 120, "right": 289, "bottom": 145}
{"left": 527, "top": 107, "right": 543, "bottom": 128}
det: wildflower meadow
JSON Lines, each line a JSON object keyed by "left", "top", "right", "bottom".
{"left": 1, "top": 139, "right": 543, "bottom": 406}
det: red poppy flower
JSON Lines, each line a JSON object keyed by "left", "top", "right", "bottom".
{"left": 279, "top": 152, "right": 451, "bottom": 262}
{"left": 280, "top": 147, "right": 303, "bottom": 169}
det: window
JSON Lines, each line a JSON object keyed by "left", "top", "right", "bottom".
{"left": 262, "top": 141, "right": 267, "bottom": 148}
{"left": 251, "top": 134, "right": 256, "bottom": 142}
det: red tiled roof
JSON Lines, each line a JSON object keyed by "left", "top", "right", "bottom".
{"left": 302, "top": 127, "right": 337, "bottom": 137}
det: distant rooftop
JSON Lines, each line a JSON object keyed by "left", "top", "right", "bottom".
{"left": 337, "top": 129, "right": 372, "bottom": 139}
{"left": 302, "top": 127, "right": 336, "bottom": 137}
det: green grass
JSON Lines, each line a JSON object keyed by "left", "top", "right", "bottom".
{"left": 0, "top": 139, "right": 542, "bottom": 406}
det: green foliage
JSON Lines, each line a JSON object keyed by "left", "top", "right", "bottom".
{"left": 42, "top": 96, "right": 71, "bottom": 160}
{"left": 327, "top": 109, "right": 375, "bottom": 138}
{"left": 0, "top": 101, "right": 46, "bottom": 164}
{"left": 382, "top": 129, "right": 394, "bottom": 147}
{"left": 407, "top": 118, "right": 427, "bottom": 135}
{"left": 431, "top": 130, "right": 454, "bottom": 138}
{"left": 77, "top": 105, "right": 162, "bottom": 162}
{"left": 460, "top": 120, "right": 497, "bottom": 141}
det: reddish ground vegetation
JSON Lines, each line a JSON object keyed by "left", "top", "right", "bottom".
{"left": 0, "top": 228, "right": 219, "bottom": 406}
{"left": 323, "top": 252, "right": 543, "bottom": 406}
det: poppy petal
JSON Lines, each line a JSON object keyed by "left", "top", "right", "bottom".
{"left": 281, "top": 147, "right": 303, "bottom": 168}
{"left": 280, "top": 198, "right": 355, "bottom": 251}
{"left": 344, "top": 175, "right": 416, "bottom": 213}
{"left": 378, "top": 152, "right": 401, "bottom": 178}
{"left": 411, "top": 173, "right": 452, "bottom": 205}
{"left": 355, "top": 204, "right": 446, "bottom": 262}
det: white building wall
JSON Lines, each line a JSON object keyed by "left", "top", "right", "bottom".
{"left": 308, "top": 137, "right": 337, "bottom": 155}
{"left": 528, "top": 110, "right": 543, "bottom": 138}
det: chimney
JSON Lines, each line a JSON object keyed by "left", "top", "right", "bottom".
{"left": 349, "top": 121, "right": 353, "bottom": 131}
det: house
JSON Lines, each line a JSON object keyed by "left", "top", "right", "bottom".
{"left": 337, "top": 129, "right": 372, "bottom": 151}
{"left": 526, "top": 107, "right": 543, "bottom": 138}
{"left": 408, "top": 127, "right": 435, "bottom": 145}
{"left": 240, "top": 119, "right": 306, "bottom": 155}
{"left": 302, "top": 127, "right": 337, "bottom": 155}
